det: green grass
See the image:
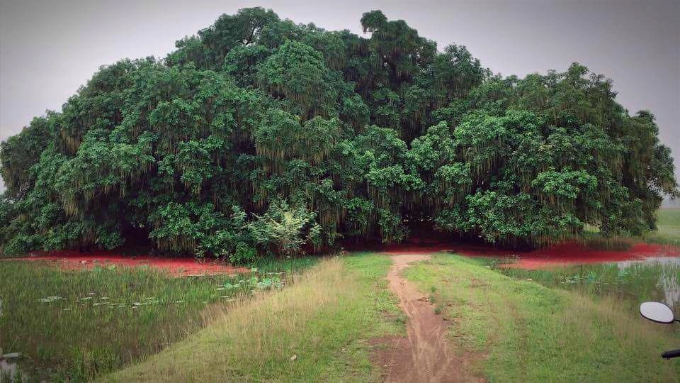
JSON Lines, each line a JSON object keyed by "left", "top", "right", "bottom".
{"left": 104, "top": 253, "right": 403, "bottom": 382}
{"left": 7, "top": 240, "right": 680, "bottom": 382}
{"left": 0, "top": 257, "right": 315, "bottom": 382}
{"left": 405, "top": 254, "right": 680, "bottom": 382}
{"left": 646, "top": 208, "right": 680, "bottom": 245}
{"left": 579, "top": 208, "right": 680, "bottom": 247}
{"left": 248, "top": 255, "right": 318, "bottom": 274}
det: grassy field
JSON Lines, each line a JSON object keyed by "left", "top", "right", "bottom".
{"left": 0, "top": 257, "right": 316, "bottom": 382}
{"left": 580, "top": 207, "right": 680, "bottom": 248}
{"left": 405, "top": 254, "right": 680, "bottom": 382}
{"left": 105, "top": 253, "right": 404, "bottom": 382}
{"left": 646, "top": 208, "right": 680, "bottom": 245}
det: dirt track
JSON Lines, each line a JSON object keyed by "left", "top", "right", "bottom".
{"left": 382, "top": 253, "right": 478, "bottom": 383}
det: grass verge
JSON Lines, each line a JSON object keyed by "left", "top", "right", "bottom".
{"left": 104, "top": 253, "right": 403, "bottom": 382}
{"left": 405, "top": 254, "right": 680, "bottom": 382}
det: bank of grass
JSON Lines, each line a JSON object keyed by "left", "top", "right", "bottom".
{"left": 405, "top": 254, "right": 680, "bottom": 382}
{"left": 105, "top": 253, "right": 403, "bottom": 382}
{"left": 0, "top": 257, "right": 315, "bottom": 382}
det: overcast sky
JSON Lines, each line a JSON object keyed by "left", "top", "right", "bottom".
{"left": 1, "top": 0, "right": 679, "bottom": 196}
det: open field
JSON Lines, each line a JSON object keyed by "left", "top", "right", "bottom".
{"left": 646, "top": 208, "right": 680, "bottom": 246}
{"left": 405, "top": 254, "right": 680, "bottom": 382}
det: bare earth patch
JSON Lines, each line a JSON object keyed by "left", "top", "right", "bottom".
{"left": 376, "top": 253, "right": 483, "bottom": 383}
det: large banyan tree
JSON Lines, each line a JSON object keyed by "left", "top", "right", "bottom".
{"left": 1, "top": 8, "right": 677, "bottom": 260}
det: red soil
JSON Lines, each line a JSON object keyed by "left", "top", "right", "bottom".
{"left": 3, "top": 250, "right": 249, "bottom": 276}
{"left": 5, "top": 239, "right": 679, "bottom": 274}
{"left": 378, "top": 240, "right": 680, "bottom": 269}
{"left": 502, "top": 242, "right": 680, "bottom": 269}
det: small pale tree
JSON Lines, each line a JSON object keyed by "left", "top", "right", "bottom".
{"left": 248, "top": 199, "right": 320, "bottom": 257}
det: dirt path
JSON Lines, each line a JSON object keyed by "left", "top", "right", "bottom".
{"left": 381, "top": 253, "right": 477, "bottom": 383}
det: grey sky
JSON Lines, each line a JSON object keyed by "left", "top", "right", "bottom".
{"left": 1, "top": 0, "right": 679, "bottom": 195}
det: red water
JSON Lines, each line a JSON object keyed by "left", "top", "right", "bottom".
{"left": 3, "top": 250, "right": 248, "bottom": 276}
{"left": 378, "top": 240, "right": 680, "bottom": 269}
{"left": 4, "top": 240, "right": 680, "bottom": 273}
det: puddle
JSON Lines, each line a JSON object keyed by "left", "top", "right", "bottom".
{"left": 617, "top": 256, "right": 680, "bottom": 268}
{"left": 618, "top": 257, "right": 680, "bottom": 309}
{"left": 495, "top": 253, "right": 680, "bottom": 314}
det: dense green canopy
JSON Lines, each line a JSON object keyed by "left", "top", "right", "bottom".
{"left": 1, "top": 8, "right": 677, "bottom": 260}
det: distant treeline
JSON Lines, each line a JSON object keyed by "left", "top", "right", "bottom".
{"left": 0, "top": 8, "right": 677, "bottom": 261}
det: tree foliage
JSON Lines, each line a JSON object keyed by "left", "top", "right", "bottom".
{"left": 1, "top": 8, "right": 677, "bottom": 258}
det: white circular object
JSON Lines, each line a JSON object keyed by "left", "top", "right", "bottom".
{"left": 640, "top": 301, "right": 675, "bottom": 324}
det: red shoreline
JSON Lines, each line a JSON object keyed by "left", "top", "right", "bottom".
{"left": 3, "top": 240, "right": 680, "bottom": 273}
{"left": 2, "top": 250, "right": 248, "bottom": 276}
{"left": 377, "top": 241, "right": 680, "bottom": 269}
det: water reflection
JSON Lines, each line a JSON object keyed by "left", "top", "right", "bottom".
{"left": 618, "top": 257, "right": 680, "bottom": 309}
